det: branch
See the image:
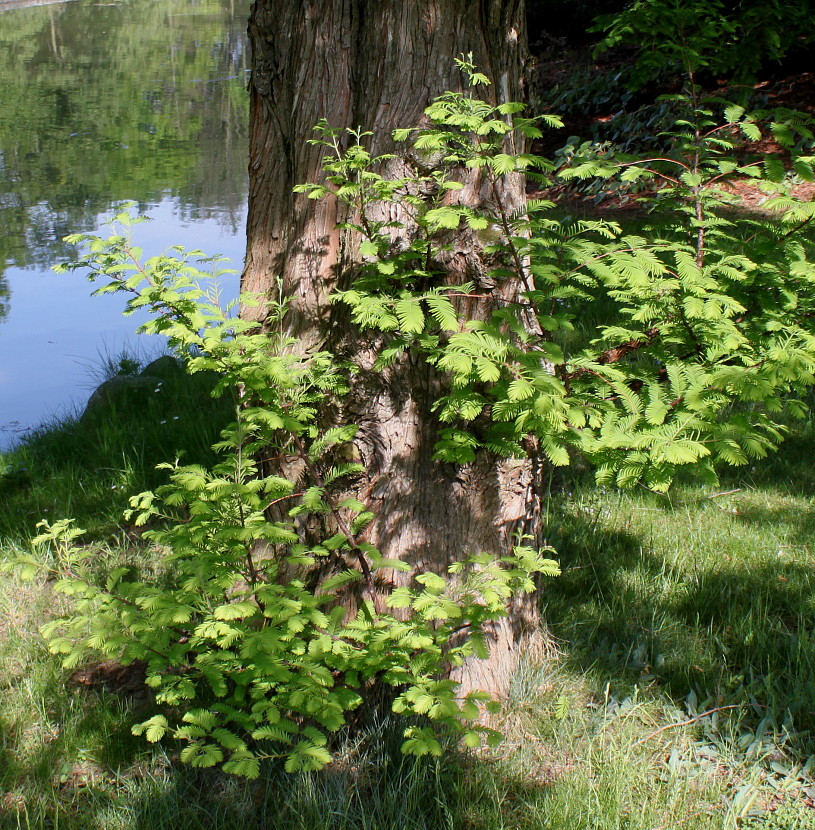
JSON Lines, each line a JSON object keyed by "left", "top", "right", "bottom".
{"left": 290, "top": 433, "right": 380, "bottom": 610}
{"left": 617, "top": 157, "right": 691, "bottom": 171}
{"left": 632, "top": 704, "right": 743, "bottom": 747}
{"left": 596, "top": 328, "right": 659, "bottom": 365}
{"left": 563, "top": 328, "right": 660, "bottom": 388}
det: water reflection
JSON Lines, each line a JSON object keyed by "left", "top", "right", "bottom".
{"left": 0, "top": 0, "right": 249, "bottom": 442}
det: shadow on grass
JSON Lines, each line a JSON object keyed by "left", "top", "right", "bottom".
{"left": 0, "top": 681, "right": 155, "bottom": 826}
{"left": 124, "top": 754, "right": 461, "bottom": 830}
{"left": 541, "top": 422, "right": 815, "bottom": 755}
{"left": 0, "top": 708, "right": 556, "bottom": 830}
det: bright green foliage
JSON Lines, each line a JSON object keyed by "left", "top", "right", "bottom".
{"left": 15, "top": 206, "right": 557, "bottom": 776}
{"left": 557, "top": 91, "right": 815, "bottom": 489}
{"left": 14, "top": 59, "right": 815, "bottom": 778}
{"left": 298, "top": 62, "right": 815, "bottom": 491}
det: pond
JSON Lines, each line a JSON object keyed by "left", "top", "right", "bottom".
{"left": 0, "top": 0, "right": 250, "bottom": 448}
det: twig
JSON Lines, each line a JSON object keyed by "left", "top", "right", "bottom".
{"left": 262, "top": 491, "right": 305, "bottom": 511}
{"left": 744, "top": 212, "right": 814, "bottom": 246}
{"left": 290, "top": 433, "right": 380, "bottom": 609}
{"left": 632, "top": 704, "right": 743, "bottom": 747}
{"left": 706, "top": 488, "right": 742, "bottom": 500}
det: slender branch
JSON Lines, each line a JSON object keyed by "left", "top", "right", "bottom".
{"left": 777, "top": 214, "right": 814, "bottom": 243}
{"left": 124, "top": 244, "right": 156, "bottom": 286}
{"left": 616, "top": 157, "right": 691, "bottom": 172}
{"left": 632, "top": 704, "right": 743, "bottom": 747}
{"left": 706, "top": 160, "right": 762, "bottom": 187}
{"left": 624, "top": 166, "right": 683, "bottom": 186}
{"left": 290, "top": 433, "right": 380, "bottom": 610}
{"left": 707, "top": 488, "right": 742, "bottom": 500}
{"left": 262, "top": 491, "right": 305, "bottom": 512}
{"left": 486, "top": 167, "right": 536, "bottom": 296}
{"left": 596, "top": 328, "right": 659, "bottom": 365}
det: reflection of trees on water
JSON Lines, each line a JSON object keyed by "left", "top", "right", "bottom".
{"left": 0, "top": 277, "right": 9, "bottom": 325}
{"left": 0, "top": 0, "right": 250, "bottom": 302}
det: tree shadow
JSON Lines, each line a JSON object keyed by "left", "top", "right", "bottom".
{"left": 0, "top": 681, "right": 560, "bottom": 830}
{"left": 97, "top": 728, "right": 557, "bottom": 830}
{"left": 0, "top": 366, "right": 233, "bottom": 542}
{"left": 540, "top": 442, "right": 815, "bottom": 754}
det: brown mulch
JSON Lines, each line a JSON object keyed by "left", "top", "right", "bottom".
{"left": 529, "top": 41, "right": 815, "bottom": 215}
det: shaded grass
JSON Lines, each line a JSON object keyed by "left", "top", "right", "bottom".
{"left": 543, "top": 425, "right": 815, "bottom": 744}
{"left": 0, "top": 357, "right": 234, "bottom": 544}
{"left": 2, "top": 360, "right": 815, "bottom": 827}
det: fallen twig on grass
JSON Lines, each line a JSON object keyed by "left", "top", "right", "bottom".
{"left": 632, "top": 704, "right": 743, "bottom": 747}
{"left": 706, "top": 488, "right": 742, "bottom": 499}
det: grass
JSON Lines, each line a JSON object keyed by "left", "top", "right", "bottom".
{"left": 2, "top": 356, "right": 815, "bottom": 829}
{"left": 544, "top": 430, "right": 815, "bottom": 740}
{"left": 0, "top": 353, "right": 234, "bottom": 544}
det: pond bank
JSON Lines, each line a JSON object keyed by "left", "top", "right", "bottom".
{"left": 0, "top": 0, "right": 248, "bottom": 443}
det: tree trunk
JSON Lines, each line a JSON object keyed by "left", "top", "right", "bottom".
{"left": 243, "top": 0, "right": 543, "bottom": 697}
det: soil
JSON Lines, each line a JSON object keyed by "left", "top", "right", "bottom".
{"left": 528, "top": 42, "right": 815, "bottom": 216}
{"left": 69, "top": 658, "right": 148, "bottom": 697}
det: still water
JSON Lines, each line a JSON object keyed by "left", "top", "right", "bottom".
{"left": 0, "top": 0, "right": 250, "bottom": 447}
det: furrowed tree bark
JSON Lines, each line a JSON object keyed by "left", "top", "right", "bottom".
{"left": 243, "top": 0, "right": 545, "bottom": 697}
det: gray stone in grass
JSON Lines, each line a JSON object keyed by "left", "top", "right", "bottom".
{"left": 83, "top": 375, "right": 160, "bottom": 418}
{"left": 140, "top": 355, "right": 183, "bottom": 379}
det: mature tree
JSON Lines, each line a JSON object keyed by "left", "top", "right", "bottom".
{"left": 46, "top": 0, "right": 815, "bottom": 775}
{"left": 240, "top": 0, "right": 815, "bottom": 705}
{"left": 242, "top": 0, "right": 537, "bottom": 695}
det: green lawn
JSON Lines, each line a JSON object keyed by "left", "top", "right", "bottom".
{"left": 2, "top": 368, "right": 814, "bottom": 829}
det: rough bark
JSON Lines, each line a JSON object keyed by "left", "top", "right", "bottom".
{"left": 244, "top": 0, "right": 544, "bottom": 696}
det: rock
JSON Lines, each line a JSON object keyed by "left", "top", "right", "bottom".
{"left": 83, "top": 375, "right": 160, "bottom": 418}
{"left": 140, "top": 355, "right": 183, "bottom": 379}
{"left": 83, "top": 357, "right": 186, "bottom": 419}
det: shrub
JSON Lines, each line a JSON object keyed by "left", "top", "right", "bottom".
{"left": 11, "top": 59, "right": 815, "bottom": 777}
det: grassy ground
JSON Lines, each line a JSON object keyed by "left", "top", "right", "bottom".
{"left": 2, "top": 359, "right": 815, "bottom": 829}
{"left": 0, "top": 356, "right": 233, "bottom": 544}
